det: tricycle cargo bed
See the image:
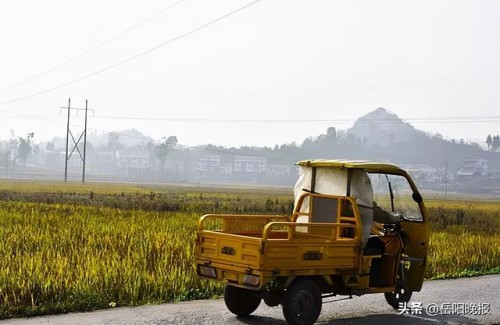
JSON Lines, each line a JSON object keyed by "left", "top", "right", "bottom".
{"left": 198, "top": 227, "right": 359, "bottom": 270}
{"left": 198, "top": 231, "right": 263, "bottom": 269}
{"left": 197, "top": 214, "right": 289, "bottom": 270}
{"left": 196, "top": 206, "right": 362, "bottom": 289}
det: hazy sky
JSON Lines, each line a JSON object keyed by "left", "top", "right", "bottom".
{"left": 1, "top": 0, "right": 499, "bottom": 148}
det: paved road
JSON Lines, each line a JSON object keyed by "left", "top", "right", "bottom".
{"left": 2, "top": 275, "right": 499, "bottom": 325}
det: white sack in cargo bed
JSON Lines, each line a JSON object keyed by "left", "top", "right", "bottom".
{"left": 294, "top": 166, "right": 373, "bottom": 249}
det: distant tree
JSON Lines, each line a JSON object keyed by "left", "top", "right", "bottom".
{"left": 326, "top": 127, "right": 337, "bottom": 143}
{"left": 154, "top": 136, "right": 178, "bottom": 179}
{"left": 486, "top": 134, "right": 493, "bottom": 151}
{"left": 492, "top": 135, "right": 500, "bottom": 152}
{"left": 7, "top": 131, "right": 19, "bottom": 167}
{"left": 46, "top": 141, "right": 54, "bottom": 151}
{"left": 301, "top": 137, "right": 314, "bottom": 149}
{"left": 16, "top": 132, "right": 35, "bottom": 166}
{"left": 433, "top": 133, "right": 443, "bottom": 140}
{"left": 316, "top": 134, "right": 327, "bottom": 142}
{"left": 107, "top": 132, "right": 121, "bottom": 151}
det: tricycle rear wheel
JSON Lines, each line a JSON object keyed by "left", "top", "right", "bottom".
{"left": 224, "top": 285, "right": 261, "bottom": 316}
{"left": 282, "top": 279, "right": 322, "bottom": 325}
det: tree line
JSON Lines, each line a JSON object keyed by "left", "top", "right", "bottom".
{"left": 0, "top": 131, "right": 36, "bottom": 169}
{"left": 486, "top": 135, "right": 500, "bottom": 152}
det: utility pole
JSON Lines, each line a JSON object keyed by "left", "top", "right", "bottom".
{"left": 82, "top": 100, "right": 88, "bottom": 183}
{"left": 61, "top": 98, "right": 94, "bottom": 183}
{"left": 445, "top": 161, "right": 448, "bottom": 197}
{"left": 64, "top": 98, "right": 70, "bottom": 182}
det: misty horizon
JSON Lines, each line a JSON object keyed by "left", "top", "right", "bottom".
{"left": 0, "top": 107, "right": 495, "bottom": 150}
{"left": 1, "top": 1, "right": 500, "bottom": 148}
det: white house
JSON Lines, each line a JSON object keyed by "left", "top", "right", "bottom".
{"left": 457, "top": 157, "right": 488, "bottom": 179}
{"left": 234, "top": 155, "right": 267, "bottom": 173}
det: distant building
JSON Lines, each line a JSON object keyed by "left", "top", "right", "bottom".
{"left": 267, "top": 162, "right": 291, "bottom": 176}
{"left": 165, "top": 160, "right": 185, "bottom": 172}
{"left": 117, "top": 150, "right": 149, "bottom": 169}
{"left": 116, "top": 149, "right": 150, "bottom": 178}
{"left": 403, "top": 164, "right": 439, "bottom": 182}
{"left": 457, "top": 157, "right": 488, "bottom": 180}
{"left": 218, "top": 154, "right": 234, "bottom": 174}
{"left": 197, "top": 154, "right": 220, "bottom": 172}
{"left": 405, "top": 164, "right": 437, "bottom": 175}
{"left": 234, "top": 155, "right": 267, "bottom": 173}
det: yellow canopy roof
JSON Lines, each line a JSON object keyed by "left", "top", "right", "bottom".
{"left": 295, "top": 159, "right": 405, "bottom": 174}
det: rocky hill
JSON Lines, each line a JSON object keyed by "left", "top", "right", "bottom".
{"left": 347, "top": 107, "right": 426, "bottom": 146}
{"left": 298, "top": 107, "right": 500, "bottom": 174}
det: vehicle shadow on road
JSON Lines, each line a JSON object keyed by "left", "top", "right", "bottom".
{"left": 237, "top": 313, "right": 480, "bottom": 324}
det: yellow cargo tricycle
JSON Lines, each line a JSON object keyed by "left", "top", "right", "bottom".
{"left": 195, "top": 160, "right": 429, "bottom": 325}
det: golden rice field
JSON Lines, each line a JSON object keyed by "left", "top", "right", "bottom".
{"left": 0, "top": 181, "right": 499, "bottom": 319}
{"left": 0, "top": 202, "right": 222, "bottom": 318}
{"left": 425, "top": 199, "right": 500, "bottom": 278}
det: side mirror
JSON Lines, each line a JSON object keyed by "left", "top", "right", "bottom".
{"left": 412, "top": 192, "right": 423, "bottom": 203}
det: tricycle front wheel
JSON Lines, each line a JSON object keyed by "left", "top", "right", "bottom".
{"left": 384, "top": 266, "right": 412, "bottom": 309}
{"left": 224, "top": 285, "right": 261, "bottom": 316}
{"left": 282, "top": 279, "right": 322, "bottom": 325}
{"left": 384, "top": 285, "right": 412, "bottom": 310}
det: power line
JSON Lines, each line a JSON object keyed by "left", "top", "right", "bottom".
{"left": 0, "top": 0, "right": 186, "bottom": 96}
{"left": 0, "top": 0, "right": 262, "bottom": 105}
{"left": 3, "top": 99, "right": 500, "bottom": 130}
{"left": 92, "top": 114, "right": 500, "bottom": 124}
